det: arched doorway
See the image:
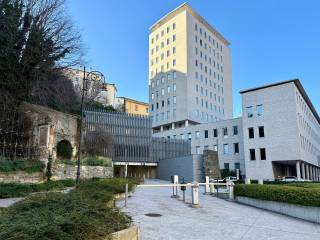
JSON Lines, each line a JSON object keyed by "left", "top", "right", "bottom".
{"left": 56, "top": 140, "right": 73, "bottom": 159}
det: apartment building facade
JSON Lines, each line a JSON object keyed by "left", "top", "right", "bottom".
{"left": 149, "top": 3, "right": 232, "bottom": 133}
{"left": 241, "top": 79, "right": 320, "bottom": 181}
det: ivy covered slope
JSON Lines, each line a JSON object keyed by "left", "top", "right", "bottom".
{"left": 234, "top": 183, "right": 320, "bottom": 207}
{"left": 0, "top": 178, "right": 140, "bottom": 240}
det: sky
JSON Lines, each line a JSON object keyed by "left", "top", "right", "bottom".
{"left": 66, "top": 0, "right": 320, "bottom": 117}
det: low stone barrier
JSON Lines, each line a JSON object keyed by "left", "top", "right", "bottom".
{"left": 0, "top": 171, "right": 44, "bottom": 183}
{"left": 53, "top": 164, "right": 113, "bottom": 180}
{"left": 236, "top": 196, "right": 320, "bottom": 224}
{"left": 111, "top": 226, "right": 140, "bottom": 240}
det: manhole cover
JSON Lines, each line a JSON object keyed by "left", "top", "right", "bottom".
{"left": 145, "top": 213, "right": 162, "bottom": 217}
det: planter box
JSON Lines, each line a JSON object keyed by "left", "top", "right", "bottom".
{"left": 236, "top": 196, "right": 320, "bottom": 224}
{"left": 111, "top": 226, "right": 139, "bottom": 240}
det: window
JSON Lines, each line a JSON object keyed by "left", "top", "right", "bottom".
{"left": 173, "top": 71, "right": 177, "bottom": 79}
{"left": 173, "top": 96, "right": 176, "bottom": 104}
{"left": 234, "top": 143, "right": 239, "bottom": 154}
{"left": 213, "top": 129, "right": 218, "bottom": 138}
{"left": 204, "top": 145, "right": 209, "bottom": 150}
{"left": 223, "top": 127, "right": 228, "bottom": 137}
{"left": 188, "top": 132, "right": 192, "bottom": 140}
{"left": 204, "top": 130, "right": 208, "bottom": 138}
{"left": 161, "top": 100, "right": 164, "bottom": 107}
{"left": 224, "top": 163, "right": 229, "bottom": 170}
{"left": 135, "top": 105, "right": 138, "bottom": 111}
{"left": 235, "top": 163, "right": 240, "bottom": 170}
{"left": 173, "top": 59, "right": 176, "bottom": 66}
{"left": 257, "top": 105, "right": 263, "bottom": 116}
{"left": 167, "top": 86, "right": 170, "bottom": 93}
{"left": 173, "top": 23, "right": 176, "bottom": 30}
{"left": 161, "top": 88, "right": 164, "bottom": 95}
{"left": 260, "top": 148, "right": 266, "bottom": 160}
{"left": 172, "top": 35, "right": 176, "bottom": 42}
{"left": 223, "top": 144, "right": 229, "bottom": 155}
{"left": 173, "top": 83, "right": 176, "bottom": 91}
{"left": 196, "top": 146, "right": 201, "bottom": 154}
{"left": 250, "top": 149, "right": 256, "bottom": 160}
{"left": 248, "top": 128, "right": 254, "bottom": 139}
{"left": 173, "top": 47, "right": 176, "bottom": 54}
{"left": 247, "top": 106, "right": 253, "bottom": 118}
{"left": 195, "top": 131, "right": 200, "bottom": 139}
{"left": 151, "top": 93, "right": 154, "bottom": 99}
{"left": 259, "top": 126, "right": 265, "bottom": 138}
{"left": 213, "top": 145, "right": 218, "bottom": 151}
{"left": 233, "top": 126, "right": 238, "bottom": 135}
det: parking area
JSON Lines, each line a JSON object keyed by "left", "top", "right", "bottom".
{"left": 119, "top": 179, "right": 320, "bottom": 240}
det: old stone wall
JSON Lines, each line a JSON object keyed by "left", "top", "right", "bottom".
{"left": 203, "top": 150, "right": 221, "bottom": 179}
{"left": 52, "top": 164, "right": 113, "bottom": 180}
{"left": 0, "top": 171, "right": 44, "bottom": 183}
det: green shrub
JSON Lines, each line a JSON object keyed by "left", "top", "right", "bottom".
{"left": 234, "top": 184, "right": 320, "bottom": 207}
{"left": 84, "top": 156, "right": 111, "bottom": 167}
{"left": 0, "top": 178, "right": 136, "bottom": 239}
{"left": 0, "top": 158, "right": 44, "bottom": 173}
{"left": 0, "top": 179, "right": 75, "bottom": 198}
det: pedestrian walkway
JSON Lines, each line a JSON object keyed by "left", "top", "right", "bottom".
{"left": 119, "top": 179, "right": 320, "bottom": 240}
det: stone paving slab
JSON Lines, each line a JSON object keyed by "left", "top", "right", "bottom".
{"left": 119, "top": 179, "right": 320, "bottom": 240}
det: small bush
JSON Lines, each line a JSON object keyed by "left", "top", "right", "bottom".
{"left": 57, "top": 156, "right": 112, "bottom": 167}
{"left": 234, "top": 184, "right": 320, "bottom": 207}
{"left": 0, "top": 158, "right": 44, "bottom": 173}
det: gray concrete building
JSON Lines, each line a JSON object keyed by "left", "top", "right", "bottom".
{"left": 240, "top": 79, "right": 320, "bottom": 181}
{"left": 153, "top": 117, "right": 245, "bottom": 176}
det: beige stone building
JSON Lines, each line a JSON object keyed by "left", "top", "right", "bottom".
{"left": 149, "top": 3, "right": 232, "bottom": 132}
{"left": 117, "top": 97, "right": 149, "bottom": 116}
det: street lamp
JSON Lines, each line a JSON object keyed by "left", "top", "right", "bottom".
{"left": 76, "top": 66, "right": 105, "bottom": 184}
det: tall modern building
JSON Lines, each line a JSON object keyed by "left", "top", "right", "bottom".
{"left": 149, "top": 3, "right": 232, "bottom": 133}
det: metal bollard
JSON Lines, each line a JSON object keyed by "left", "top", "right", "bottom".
{"left": 125, "top": 183, "right": 128, "bottom": 207}
{"left": 229, "top": 182, "right": 234, "bottom": 201}
{"left": 171, "top": 175, "right": 179, "bottom": 198}
{"left": 204, "top": 176, "right": 210, "bottom": 194}
{"left": 210, "top": 182, "right": 215, "bottom": 195}
{"left": 191, "top": 181, "right": 200, "bottom": 207}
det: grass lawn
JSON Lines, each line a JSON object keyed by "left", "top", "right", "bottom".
{"left": 234, "top": 182, "right": 320, "bottom": 207}
{"left": 0, "top": 178, "right": 140, "bottom": 240}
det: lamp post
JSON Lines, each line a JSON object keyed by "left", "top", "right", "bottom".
{"left": 76, "top": 66, "right": 105, "bottom": 184}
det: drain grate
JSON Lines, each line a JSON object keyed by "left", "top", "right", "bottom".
{"left": 145, "top": 213, "right": 162, "bottom": 217}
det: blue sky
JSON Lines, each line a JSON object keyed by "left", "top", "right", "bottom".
{"left": 67, "top": 0, "right": 320, "bottom": 116}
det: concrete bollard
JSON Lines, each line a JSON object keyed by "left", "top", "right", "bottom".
{"left": 171, "top": 175, "right": 179, "bottom": 198}
{"left": 258, "top": 179, "right": 264, "bottom": 185}
{"left": 229, "top": 182, "right": 234, "bottom": 201}
{"left": 204, "top": 176, "right": 210, "bottom": 194}
{"left": 245, "top": 178, "right": 251, "bottom": 184}
{"left": 191, "top": 181, "right": 200, "bottom": 208}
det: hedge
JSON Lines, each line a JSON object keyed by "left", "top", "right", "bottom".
{"left": 234, "top": 184, "right": 320, "bottom": 207}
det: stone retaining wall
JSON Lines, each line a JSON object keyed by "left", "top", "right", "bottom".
{"left": 53, "top": 164, "right": 113, "bottom": 180}
{"left": 0, "top": 171, "right": 44, "bottom": 183}
{"left": 236, "top": 196, "right": 320, "bottom": 224}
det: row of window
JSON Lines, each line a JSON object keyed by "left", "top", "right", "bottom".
{"left": 196, "top": 84, "right": 224, "bottom": 98}
{"left": 195, "top": 143, "right": 239, "bottom": 155}
{"left": 195, "top": 71, "right": 224, "bottom": 86}
{"left": 195, "top": 47, "right": 223, "bottom": 63}
{"left": 153, "top": 109, "right": 176, "bottom": 122}
{"left": 246, "top": 105, "right": 263, "bottom": 118}
{"left": 249, "top": 148, "right": 266, "bottom": 161}
{"left": 149, "top": 59, "right": 176, "bottom": 77}
{"left": 151, "top": 96, "right": 177, "bottom": 111}
{"left": 151, "top": 72, "right": 177, "bottom": 87}
{"left": 151, "top": 22, "right": 176, "bottom": 44}
{"left": 196, "top": 98, "right": 224, "bottom": 112}
{"left": 248, "top": 126, "right": 265, "bottom": 139}
{"left": 150, "top": 47, "right": 176, "bottom": 65}
{"left": 195, "top": 110, "right": 224, "bottom": 121}
{"left": 194, "top": 23, "right": 223, "bottom": 52}
{"left": 151, "top": 84, "right": 177, "bottom": 99}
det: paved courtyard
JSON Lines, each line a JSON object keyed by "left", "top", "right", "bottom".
{"left": 119, "top": 179, "right": 320, "bottom": 240}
